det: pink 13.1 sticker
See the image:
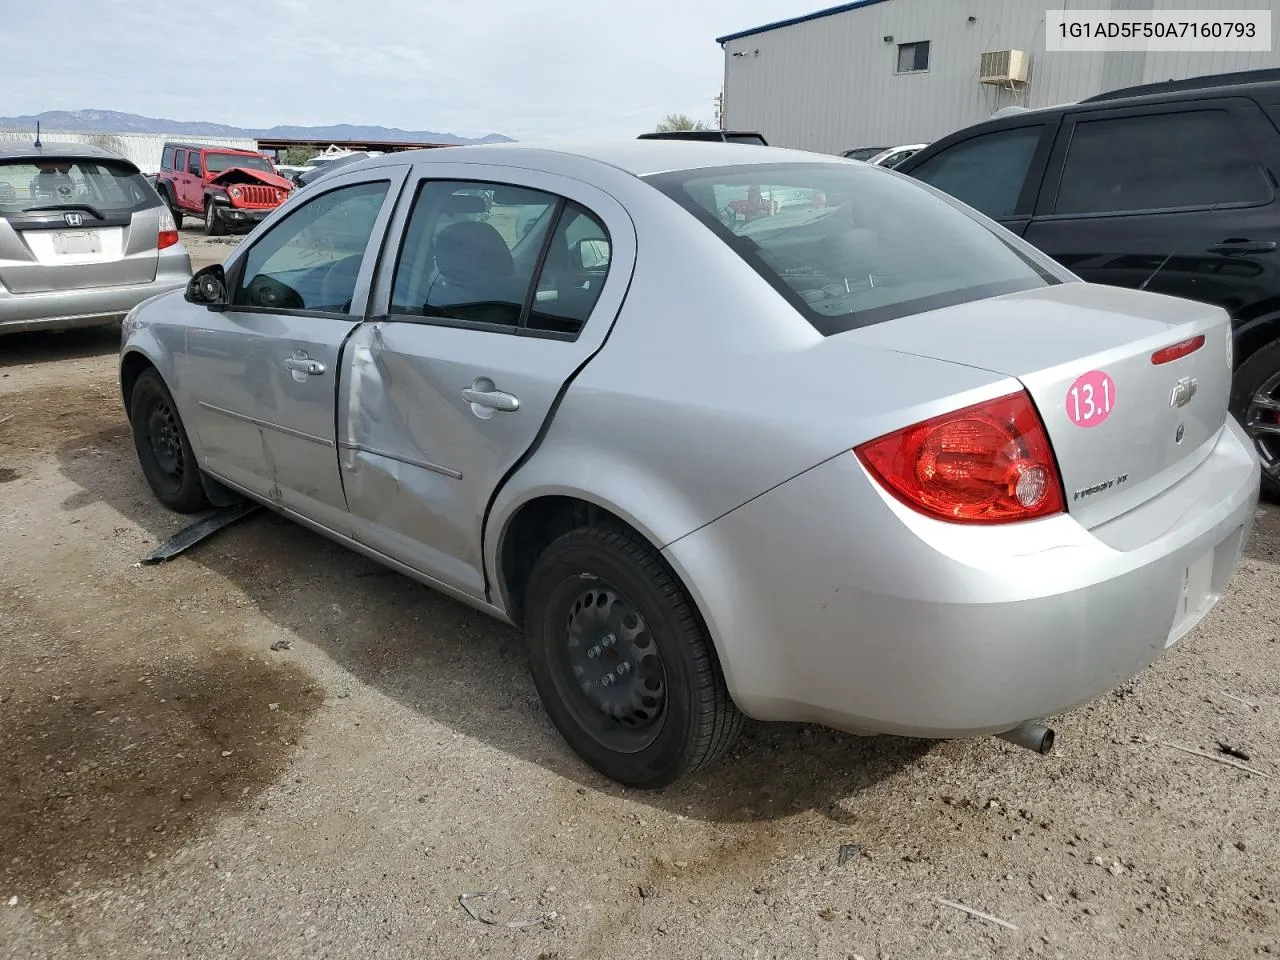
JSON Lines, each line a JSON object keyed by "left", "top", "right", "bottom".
{"left": 1065, "top": 370, "right": 1116, "bottom": 428}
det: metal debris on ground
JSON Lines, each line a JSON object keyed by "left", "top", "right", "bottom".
{"left": 1217, "top": 740, "right": 1253, "bottom": 761}
{"left": 139, "top": 501, "right": 261, "bottom": 565}
{"left": 837, "top": 843, "right": 863, "bottom": 866}
{"left": 458, "top": 891, "right": 558, "bottom": 929}
{"left": 270, "top": 639, "right": 293, "bottom": 652}
{"left": 936, "top": 898, "right": 1018, "bottom": 931}
{"left": 1162, "top": 742, "right": 1274, "bottom": 779}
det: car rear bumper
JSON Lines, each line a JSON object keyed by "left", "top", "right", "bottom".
{"left": 0, "top": 254, "right": 191, "bottom": 334}
{"left": 664, "top": 418, "right": 1261, "bottom": 739}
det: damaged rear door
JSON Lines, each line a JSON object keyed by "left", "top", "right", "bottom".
{"left": 339, "top": 166, "right": 636, "bottom": 600}
{"left": 179, "top": 165, "right": 408, "bottom": 531}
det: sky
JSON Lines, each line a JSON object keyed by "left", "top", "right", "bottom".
{"left": 3, "top": 0, "right": 815, "bottom": 140}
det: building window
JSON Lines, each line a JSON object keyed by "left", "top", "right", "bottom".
{"left": 897, "top": 40, "right": 930, "bottom": 73}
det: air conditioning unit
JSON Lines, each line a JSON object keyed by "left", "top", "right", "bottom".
{"left": 979, "top": 49, "right": 1029, "bottom": 84}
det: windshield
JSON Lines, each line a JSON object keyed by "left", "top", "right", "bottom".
{"left": 0, "top": 158, "right": 157, "bottom": 216}
{"left": 645, "top": 162, "right": 1059, "bottom": 335}
{"left": 205, "top": 152, "right": 274, "bottom": 175}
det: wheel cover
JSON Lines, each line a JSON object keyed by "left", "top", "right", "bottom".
{"left": 1245, "top": 369, "right": 1280, "bottom": 481}
{"left": 556, "top": 584, "right": 668, "bottom": 753}
{"left": 145, "top": 398, "right": 185, "bottom": 485}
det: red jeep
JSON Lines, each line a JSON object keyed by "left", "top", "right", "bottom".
{"left": 156, "top": 142, "right": 291, "bottom": 236}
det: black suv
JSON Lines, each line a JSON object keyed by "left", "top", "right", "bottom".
{"left": 896, "top": 68, "right": 1280, "bottom": 495}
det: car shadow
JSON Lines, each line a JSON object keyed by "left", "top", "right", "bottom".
{"left": 54, "top": 423, "right": 932, "bottom": 825}
{"left": 0, "top": 326, "right": 122, "bottom": 369}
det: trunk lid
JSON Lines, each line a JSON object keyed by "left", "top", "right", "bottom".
{"left": 0, "top": 156, "right": 162, "bottom": 294}
{"left": 849, "top": 282, "right": 1233, "bottom": 528}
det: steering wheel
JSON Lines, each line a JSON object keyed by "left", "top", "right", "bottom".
{"left": 244, "top": 274, "right": 304, "bottom": 311}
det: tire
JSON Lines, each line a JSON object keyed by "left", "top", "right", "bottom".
{"left": 167, "top": 192, "right": 185, "bottom": 229}
{"left": 1230, "top": 338, "right": 1280, "bottom": 500}
{"left": 203, "top": 200, "right": 225, "bottom": 237}
{"left": 523, "top": 524, "right": 742, "bottom": 788}
{"left": 129, "top": 369, "right": 210, "bottom": 513}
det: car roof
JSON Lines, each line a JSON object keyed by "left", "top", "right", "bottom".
{"left": 341, "top": 140, "right": 840, "bottom": 179}
{"left": 0, "top": 141, "right": 136, "bottom": 166}
{"left": 164, "top": 141, "right": 260, "bottom": 154}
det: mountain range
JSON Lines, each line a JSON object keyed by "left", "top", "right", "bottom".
{"left": 0, "top": 109, "right": 513, "bottom": 145}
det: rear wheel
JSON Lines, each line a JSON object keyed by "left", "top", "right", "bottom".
{"left": 1232, "top": 339, "right": 1280, "bottom": 499}
{"left": 129, "top": 369, "right": 209, "bottom": 513}
{"left": 168, "top": 194, "right": 185, "bottom": 228}
{"left": 203, "top": 200, "right": 225, "bottom": 237}
{"left": 523, "top": 524, "right": 742, "bottom": 788}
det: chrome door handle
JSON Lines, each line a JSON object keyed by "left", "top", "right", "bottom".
{"left": 462, "top": 386, "right": 520, "bottom": 412}
{"left": 284, "top": 356, "right": 326, "bottom": 376}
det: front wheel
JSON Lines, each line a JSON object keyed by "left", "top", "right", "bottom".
{"left": 1231, "top": 338, "right": 1280, "bottom": 499}
{"left": 523, "top": 525, "right": 742, "bottom": 788}
{"left": 203, "top": 200, "right": 225, "bottom": 237}
{"left": 129, "top": 369, "right": 210, "bottom": 513}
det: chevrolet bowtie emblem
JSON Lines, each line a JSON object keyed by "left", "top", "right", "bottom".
{"left": 1169, "top": 377, "right": 1198, "bottom": 408}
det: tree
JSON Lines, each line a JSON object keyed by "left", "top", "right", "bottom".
{"left": 656, "top": 113, "right": 706, "bottom": 133}
{"left": 282, "top": 146, "right": 318, "bottom": 166}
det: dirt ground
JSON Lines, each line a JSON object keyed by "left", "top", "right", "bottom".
{"left": 2, "top": 228, "right": 1279, "bottom": 959}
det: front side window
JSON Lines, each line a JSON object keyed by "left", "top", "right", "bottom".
{"left": 233, "top": 180, "right": 389, "bottom": 313}
{"left": 907, "top": 125, "right": 1045, "bottom": 219}
{"left": 647, "top": 161, "right": 1057, "bottom": 336}
{"left": 897, "top": 41, "right": 930, "bottom": 72}
{"left": 1054, "top": 109, "right": 1271, "bottom": 215}
{"left": 0, "top": 159, "right": 158, "bottom": 216}
{"left": 187, "top": 152, "right": 202, "bottom": 176}
{"left": 206, "top": 152, "right": 275, "bottom": 176}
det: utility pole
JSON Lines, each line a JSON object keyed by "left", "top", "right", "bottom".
{"left": 715, "top": 91, "right": 724, "bottom": 130}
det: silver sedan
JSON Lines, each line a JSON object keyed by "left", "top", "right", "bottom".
{"left": 1, "top": 143, "right": 191, "bottom": 334}
{"left": 119, "top": 141, "right": 1261, "bottom": 787}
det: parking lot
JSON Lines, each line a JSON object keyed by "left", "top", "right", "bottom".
{"left": 0, "top": 227, "right": 1278, "bottom": 960}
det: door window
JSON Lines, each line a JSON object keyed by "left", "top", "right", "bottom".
{"left": 390, "top": 181, "right": 558, "bottom": 327}
{"left": 908, "top": 125, "right": 1046, "bottom": 219}
{"left": 187, "top": 152, "right": 202, "bottom": 176}
{"left": 232, "top": 180, "right": 389, "bottom": 313}
{"left": 1053, "top": 109, "right": 1271, "bottom": 215}
{"left": 175, "top": 150, "right": 187, "bottom": 174}
{"left": 161, "top": 146, "right": 176, "bottom": 171}
{"left": 528, "top": 202, "right": 612, "bottom": 335}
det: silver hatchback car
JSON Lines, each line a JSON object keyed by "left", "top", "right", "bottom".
{"left": 120, "top": 142, "right": 1260, "bottom": 787}
{"left": 0, "top": 143, "right": 190, "bottom": 334}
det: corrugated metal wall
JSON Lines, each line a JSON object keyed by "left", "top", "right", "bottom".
{"left": 721, "top": 0, "right": 1278, "bottom": 154}
{"left": 0, "top": 131, "right": 259, "bottom": 173}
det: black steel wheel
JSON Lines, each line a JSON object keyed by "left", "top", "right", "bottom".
{"left": 129, "top": 369, "right": 210, "bottom": 513}
{"left": 523, "top": 524, "right": 742, "bottom": 788}
{"left": 1231, "top": 339, "right": 1280, "bottom": 499}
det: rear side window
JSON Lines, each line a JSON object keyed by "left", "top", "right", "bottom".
{"left": 0, "top": 158, "right": 160, "bottom": 216}
{"left": 908, "top": 125, "right": 1046, "bottom": 219}
{"left": 1053, "top": 109, "right": 1271, "bottom": 215}
{"left": 390, "top": 181, "right": 612, "bottom": 336}
{"left": 647, "top": 161, "right": 1057, "bottom": 336}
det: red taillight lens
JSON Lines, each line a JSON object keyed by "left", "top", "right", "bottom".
{"left": 1151, "top": 334, "right": 1205, "bottom": 365}
{"left": 157, "top": 229, "right": 179, "bottom": 250}
{"left": 855, "top": 391, "right": 1065, "bottom": 524}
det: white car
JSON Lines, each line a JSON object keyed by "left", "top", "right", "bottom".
{"left": 866, "top": 143, "right": 928, "bottom": 169}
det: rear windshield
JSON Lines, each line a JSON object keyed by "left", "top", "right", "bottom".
{"left": 0, "top": 158, "right": 158, "bottom": 216}
{"left": 205, "top": 152, "right": 274, "bottom": 175}
{"left": 646, "top": 162, "right": 1058, "bottom": 335}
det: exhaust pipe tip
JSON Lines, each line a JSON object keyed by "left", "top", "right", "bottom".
{"left": 997, "top": 722, "right": 1056, "bottom": 755}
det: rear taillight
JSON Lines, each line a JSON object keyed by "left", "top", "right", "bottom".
{"left": 157, "top": 208, "right": 179, "bottom": 250}
{"left": 855, "top": 391, "right": 1065, "bottom": 524}
{"left": 1151, "top": 334, "right": 1205, "bottom": 365}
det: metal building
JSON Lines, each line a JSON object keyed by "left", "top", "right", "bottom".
{"left": 717, "top": 0, "right": 1279, "bottom": 154}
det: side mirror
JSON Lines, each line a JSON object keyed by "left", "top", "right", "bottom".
{"left": 186, "top": 264, "right": 228, "bottom": 308}
{"left": 573, "top": 238, "right": 611, "bottom": 270}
